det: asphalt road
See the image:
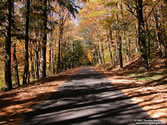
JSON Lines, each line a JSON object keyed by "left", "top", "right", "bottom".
{"left": 22, "top": 67, "right": 158, "bottom": 125}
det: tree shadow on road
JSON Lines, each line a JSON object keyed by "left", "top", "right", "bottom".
{"left": 23, "top": 68, "right": 164, "bottom": 125}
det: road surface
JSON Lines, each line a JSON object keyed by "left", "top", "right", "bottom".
{"left": 22, "top": 67, "right": 158, "bottom": 125}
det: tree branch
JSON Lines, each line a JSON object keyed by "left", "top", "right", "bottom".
{"left": 123, "top": 2, "right": 138, "bottom": 18}
{"left": 146, "top": 0, "right": 161, "bottom": 20}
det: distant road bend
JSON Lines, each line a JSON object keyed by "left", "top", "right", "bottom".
{"left": 23, "top": 66, "right": 163, "bottom": 125}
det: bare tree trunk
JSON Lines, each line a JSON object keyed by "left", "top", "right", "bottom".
{"left": 101, "top": 40, "right": 105, "bottom": 64}
{"left": 95, "top": 48, "right": 99, "bottom": 65}
{"left": 92, "top": 52, "right": 96, "bottom": 65}
{"left": 23, "top": 0, "right": 30, "bottom": 84}
{"left": 128, "top": 37, "right": 131, "bottom": 59}
{"left": 136, "top": 0, "right": 149, "bottom": 69}
{"left": 5, "top": 0, "right": 12, "bottom": 90}
{"left": 57, "top": 23, "right": 63, "bottom": 73}
{"left": 11, "top": 1, "right": 20, "bottom": 87}
{"left": 145, "top": 19, "right": 151, "bottom": 58}
{"left": 35, "top": 34, "right": 39, "bottom": 79}
{"left": 48, "top": 36, "right": 52, "bottom": 76}
{"left": 52, "top": 39, "right": 56, "bottom": 74}
{"left": 123, "top": 32, "right": 129, "bottom": 62}
{"left": 12, "top": 42, "right": 20, "bottom": 87}
{"left": 30, "top": 40, "right": 35, "bottom": 79}
{"left": 117, "top": 32, "right": 123, "bottom": 68}
{"left": 120, "top": 0, "right": 129, "bottom": 62}
{"left": 116, "top": 2, "right": 123, "bottom": 68}
{"left": 97, "top": 40, "right": 102, "bottom": 64}
{"left": 154, "top": 7, "right": 166, "bottom": 58}
{"left": 108, "top": 28, "right": 113, "bottom": 65}
{"left": 40, "top": 0, "right": 47, "bottom": 78}
{"left": 135, "top": 24, "right": 139, "bottom": 52}
{"left": 114, "top": 46, "right": 118, "bottom": 67}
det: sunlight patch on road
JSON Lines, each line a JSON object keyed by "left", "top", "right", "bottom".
{"left": 131, "top": 98, "right": 143, "bottom": 103}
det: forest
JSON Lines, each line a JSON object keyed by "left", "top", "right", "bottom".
{"left": 0, "top": 0, "right": 167, "bottom": 124}
{"left": 0, "top": 0, "right": 166, "bottom": 90}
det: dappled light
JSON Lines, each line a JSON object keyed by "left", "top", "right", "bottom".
{"left": 0, "top": 0, "right": 167, "bottom": 124}
{"left": 22, "top": 67, "right": 155, "bottom": 125}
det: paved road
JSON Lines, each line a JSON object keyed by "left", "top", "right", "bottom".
{"left": 22, "top": 67, "right": 156, "bottom": 125}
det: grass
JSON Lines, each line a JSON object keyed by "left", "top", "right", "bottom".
{"left": 128, "top": 72, "right": 164, "bottom": 82}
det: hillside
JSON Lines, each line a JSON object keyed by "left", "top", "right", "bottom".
{"left": 95, "top": 51, "right": 167, "bottom": 124}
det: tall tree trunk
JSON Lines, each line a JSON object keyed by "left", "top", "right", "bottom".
{"left": 145, "top": 19, "right": 151, "bottom": 58}
{"left": 30, "top": 40, "right": 35, "bottom": 79}
{"left": 35, "top": 39, "right": 39, "bottom": 79}
{"left": 11, "top": 1, "right": 20, "bottom": 87}
{"left": 92, "top": 52, "right": 95, "bottom": 65}
{"left": 48, "top": 35, "right": 52, "bottom": 75}
{"left": 128, "top": 37, "right": 131, "bottom": 59}
{"left": 114, "top": 46, "right": 118, "bottom": 67}
{"left": 123, "top": 32, "right": 129, "bottom": 62}
{"left": 97, "top": 40, "right": 102, "bottom": 64}
{"left": 154, "top": 7, "right": 166, "bottom": 58}
{"left": 12, "top": 42, "right": 20, "bottom": 87}
{"left": 120, "top": 0, "right": 129, "bottom": 62}
{"left": 117, "top": 32, "right": 123, "bottom": 68}
{"left": 136, "top": 0, "right": 149, "bottom": 69}
{"left": 101, "top": 40, "right": 105, "bottom": 64}
{"left": 40, "top": 0, "right": 47, "bottom": 78}
{"left": 23, "top": 0, "right": 30, "bottom": 84}
{"left": 52, "top": 39, "right": 56, "bottom": 74}
{"left": 116, "top": 2, "right": 123, "bottom": 68}
{"left": 135, "top": 24, "right": 139, "bottom": 52}
{"left": 57, "top": 23, "right": 63, "bottom": 73}
{"left": 5, "top": 0, "right": 12, "bottom": 90}
{"left": 95, "top": 48, "right": 99, "bottom": 65}
{"left": 108, "top": 28, "right": 113, "bottom": 65}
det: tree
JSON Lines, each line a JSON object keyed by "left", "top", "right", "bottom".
{"left": 56, "top": 0, "right": 79, "bottom": 73}
{"left": 57, "top": 10, "right": 67, "bottom": 73}
{"left": 124, "top": 0, "right": 149, "bottom": 69}
{"left": 39, "top": 0, "right": 47, "bottom": 78}
{"left": 12, "top": 42, "right": 20, "bottom": 86}
{"left": 5, "top": 0, "right": 13, "bottom": 90}
{"left": 12, "top": 0, "right": 20, "bottom": 86}
{"left": 22, "top": 0, "right": 30, "bottom": 84}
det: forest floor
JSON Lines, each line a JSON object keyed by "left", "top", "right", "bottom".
{"left": 0, "top": 67, "right": 82, "bottom": 125}
{"left": 22, "top": 66, "right": 154, "bottom": 125}
{"left": 95, "top": 52, "right": 167, "bottom": 124}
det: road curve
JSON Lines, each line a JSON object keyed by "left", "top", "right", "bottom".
{"left": 22, "top": 66, "right": 158, "bottom": 125}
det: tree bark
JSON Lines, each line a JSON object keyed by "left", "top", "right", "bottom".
{"left": 108, "top": 28, "right": 113, "bottom": 65}
{"left": 48, "top": 35, "right": 52, "bottom": 75}
{"left": 145, "top": 19, "right": 151, "bottom": 58}
{"left": 136, "top": 0, "right": 149, "bottom": 69}
{"left": 5, "top": 0, "right": 12, "bottom": 90}
{"left": 97, "top": 40, "right": 102, "bottom": 64}
{"left": 52, "top": 39, "right": 56, "bottom": 74}
{"left": 12, "top": 43, "right": 20, "bottom": 87}
{"left": 35, "top": 38, "right": 39, "bottom": 79}
{"left": 120, "top": 0, "right": 129, "bottom": 62}
{"left": 123, "top": 32, "right": 129, "bottom": 62}
{"left": 135, "top": 24, "right": 139, "bottom": 52}
{"left": 57, "top": 22, "right": 63, "bottom": 73}
{"left": 128, "top": 37, "right": 131, "bottom": 59}
{"left": 30, "top": 40, "right": 35, "bottom": 79}
{"left": 101, "top": 40, "right": 105, "bottom": 64}
{"left": 23, "top": 0, "right": 30, "bottom": 84}
{"left": 117, "top": 32, "right": 123, "bottom": 68}
{"left": 40, "top": 0, "right": 47, "bottom": 78}
{"left": 154, "top": 7, "right": 166, "bottom": 58}
{"left": 116, "top": 2, "right": 123, "bottom": 68}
